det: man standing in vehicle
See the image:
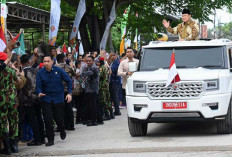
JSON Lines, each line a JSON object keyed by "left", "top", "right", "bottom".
{"left": 162, "top": 8, "right": 199, "bottom": 41}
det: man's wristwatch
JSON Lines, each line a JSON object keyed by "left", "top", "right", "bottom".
{"left": 126, "top": 72, "right": 128, "bottom": 75}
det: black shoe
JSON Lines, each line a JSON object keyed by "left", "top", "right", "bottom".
{"left": 82, "top": 121, "right": 88, "bottom": 125}
{"left": 54, "top": 127, "right": 60, "bottom": 132}
{"left": 60, "top": 131, "right": 66, "bottom": 140}
{"left": 9, "top": 138, "right": 18, "bottom": 153}
{"left": 41, "top": 139, "right": 46, "bottom": 144}
{"left": 103, "top": 116, "right": 111, "bottom": 121}
{"left": 87, "top": 122, "right": 98, "bottom": 126}
{"left": 66, "top": 127, "right": 75, "bottom": 131}
{"left": 103, "top": 111, "right": 111, "bottom": 121}
{"left": 45, "top": 141, "right": 54, "bottom": 147}
{"left": 114, "top": 112, "right": 121, "bottom": 116}
{"left": 27, "top": 141, "right": 42, "bottom": 146}
{"left": 110, "top": 109, "right": 115, "bottom": 119}
{"left": 75, "top": 120, "right": 82, "bottom": 124}
{"left": 1, "top": 138, "right": 11, "bottom": 155}
{"left": 97, "top": 121, "right": 104, "bottom": 125}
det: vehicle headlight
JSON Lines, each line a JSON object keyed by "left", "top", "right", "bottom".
{"left": 133, "top": 81, "right": 146, "bottom": 93}
{"left": 205, "top": 80, "right": 219, "bottom": 90}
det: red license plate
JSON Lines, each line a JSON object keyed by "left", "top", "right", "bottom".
{"left": 163, "top": 102, "right": 187, "bottom": 109}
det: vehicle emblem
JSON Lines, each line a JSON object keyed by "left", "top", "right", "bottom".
{"left": 172, "top": 84, "right": 178, "bottom": 90}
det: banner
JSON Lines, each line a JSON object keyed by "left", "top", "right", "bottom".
{"left": 119, "top": 27, "right": 126, "bottom": 55}
{"left": 78, "top": 31, "right": 84, "bottom": 55}
{"left": 119, "top": 37, "right": 125, "bottom": 56}
{"left": 134, "top": 13, "right": 138, "bottom": 50}
{"left": 13, "top": 30, "right": 26, "bottom": 56}
{"left": 119, "top": 5, "right": 130, "bottom": 55}
{"left": 48, "top": 0, "right": 61, "bottom": 46}
{"left": 121, "top": 5, "right": 130, "bottom": 37}
{"left": 100, "top": 0, "right": 116, "bottom": 50}
{"left": 1, "top": 0, "right": 7, "bottom": 32}
{"left": 201, "top": 25, "right": 207, "bottom": 38}
{"left": 0, "top": 25, "right": 6, "bottom": 52}
{"left": 137, "top": 34, "right": 140, "bottom": 51}
{"left": 134, "top": 28, "right": 138, "bottom": 50}
{"left": 70, "top": 0, "right": 86, "bottom": 45}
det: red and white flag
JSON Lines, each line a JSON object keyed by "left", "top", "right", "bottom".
{"left": 165, "top": 51, "right": 181, "bottom": 87}
{"left": 0, "top": 26, "right": 6, "bottom": 52}
{"left": 63, "top": 43, "right": 67, "bottom": 53}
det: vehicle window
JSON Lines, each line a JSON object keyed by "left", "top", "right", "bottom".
{"left": 228, "top": 48, "right": 232, "bottom": 68}
{"left": 140, "top": 46, "right": 225, "bottom": 71}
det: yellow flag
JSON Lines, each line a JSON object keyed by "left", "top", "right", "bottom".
{"left": 120, "top": 36, "right": 125, "bottom": 56}
{"left": 1, "top": 17, "right": 4, "bottom": 32}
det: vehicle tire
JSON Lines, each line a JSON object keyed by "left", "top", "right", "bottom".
{"left": 128, "top": 117, "right": 148, "bottom": 137}
{"left": 217, "top": 100, "right": 232, "bottom": 134}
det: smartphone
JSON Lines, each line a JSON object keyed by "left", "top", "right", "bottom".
{"left": 19, "top": 66, "right": 22, "bottom": 72}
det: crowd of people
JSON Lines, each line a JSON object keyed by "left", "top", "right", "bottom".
{"left": 0, "top": 37, "right": 139, "bottom": 155}
{"left": 0, "top": 7, "right": 198, "bottom": 155}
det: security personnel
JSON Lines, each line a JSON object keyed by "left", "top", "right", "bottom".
{"left": 36, "top": 54, "right": 72, "bottom": 146}
{"left": 0, "top": 49, "right": 25, "bottom": 155}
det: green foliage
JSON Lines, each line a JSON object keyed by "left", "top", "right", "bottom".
{"left": 208, "top": 22, "right": 232, "bottom": 40}
{"left": 7, "top": 0, "right": 232, "bottom": 51}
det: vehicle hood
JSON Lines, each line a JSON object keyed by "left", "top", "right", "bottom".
{"left": 131, "top": 68, "right": 225, "bottom": 82}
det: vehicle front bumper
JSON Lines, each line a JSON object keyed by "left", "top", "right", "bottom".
{"left": 126, "top": 93, "right": 231, "bottom": 121}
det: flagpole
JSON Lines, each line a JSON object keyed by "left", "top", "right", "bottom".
{"left": 173, "top": 48, "right": 175, "bottom": 84}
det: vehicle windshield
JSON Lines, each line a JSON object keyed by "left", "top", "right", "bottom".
{"left": 140, "top": 46, "right": 225, "bottom": 71}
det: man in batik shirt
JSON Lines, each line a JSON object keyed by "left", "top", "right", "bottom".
{"left": 163, "top": 8, "right": 199, "bottom": 41}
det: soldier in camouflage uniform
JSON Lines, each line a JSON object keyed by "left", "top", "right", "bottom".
{"left": 0, "top": 50, "right": 26, "bottom": 155}
{"left": 56, "top": 53, "right": 76, "bottom": 130}
{"left": 163, "top": 8, "right": 199, "bottom": 41}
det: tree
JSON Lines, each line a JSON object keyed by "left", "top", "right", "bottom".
{"left": 208, "top": 22, "right": 232, "bottom": 40}
{"left": 8, "top": 0, "right": 232, "bottom": 52}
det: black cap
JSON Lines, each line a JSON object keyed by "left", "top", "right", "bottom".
{"left": 182, "top": 9, "right": 191, "bottom": 15}
{"left": 20, "top": 54, "right": 30, "bottom": 64}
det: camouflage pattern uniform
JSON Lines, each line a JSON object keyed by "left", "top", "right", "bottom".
{"left": 99, "top": 65, "right": 112, "bottom": 112}
{"left": 56, "top": 63, "right": 76, "bottom": 92}
{"left": 167, "top": 19, "right": 199, "bottom": 40}
{"left": 56, "top": 63, "right": 76, "bottom": 129}
{"left": 0, "top": 66, "right": 19, "bottom": 139}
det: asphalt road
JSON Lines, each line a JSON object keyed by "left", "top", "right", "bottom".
{"left": 12, "top": 108, "right": 232, "bottom": 157}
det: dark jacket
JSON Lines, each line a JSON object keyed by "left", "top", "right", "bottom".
{"left": 36, "top": 66, "right": 72, "bottom": 104}
{"left": 22, "top": 66, "right": 38, "bottom": 106}
{"left": 81, "top": 64, "right": 99, "bottom": 94}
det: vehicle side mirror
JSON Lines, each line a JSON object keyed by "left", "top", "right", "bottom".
{"left": 129, "top": 62, "right": 138, "bottom": 72}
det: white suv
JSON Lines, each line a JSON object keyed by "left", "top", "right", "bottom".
{"left": 127, "top": 39, "right": 232, "bottom": 136}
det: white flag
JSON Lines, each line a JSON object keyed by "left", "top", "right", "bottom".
{"left": 70, "top": 0, "right": 86, "bottom": 45}
{"left": 125, "top": 38, "right": 131, "bottom": 48}
{"left": 48, "top": 0, "right": 61, "bottom": 46}
{"left": 134, "top": 34, "right": 137, "bottom": 43}
{"left": 138, "top": 35, "right": 140, "bottom": 51}
{"left": 100, "top": 0, "right": 116, "bottom": 50}
{"left": 77, "top": 31, "right": 84, "bottom": 55}
{"left": 1, "top": 4, "right": 7, "bottom": 18}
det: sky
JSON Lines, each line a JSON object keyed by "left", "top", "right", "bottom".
{"left": 205, "top": 8, "right": 232, "bottom": 29}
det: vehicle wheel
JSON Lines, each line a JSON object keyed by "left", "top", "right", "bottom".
{"left": 217, "top": 101, "right": 232, "bottom": 134}
{"left": 128, "top": 117, "right": 148, "bottom": 137}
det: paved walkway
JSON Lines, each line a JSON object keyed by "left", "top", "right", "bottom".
{"left": 11, "top": 108, "right": 232, "bottom": 156}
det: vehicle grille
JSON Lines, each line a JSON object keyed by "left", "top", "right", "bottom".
{"left": 147, "top": 82, "right": 203, "bottom": 98}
